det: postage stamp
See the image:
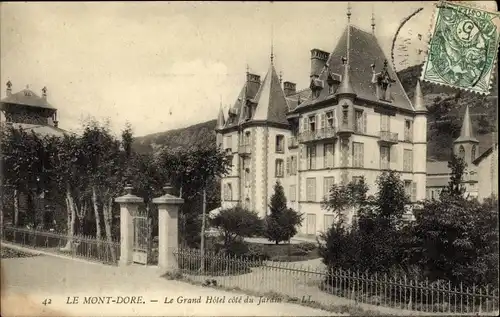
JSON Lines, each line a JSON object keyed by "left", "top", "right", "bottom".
{"left": 421, "top": 1, "right": 500, "bottom": 94}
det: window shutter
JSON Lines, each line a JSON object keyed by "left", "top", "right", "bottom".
{"left": 286, "top": 157, "right": 291, "bottom": 175}
{"left": 321, "top": 113, "right": 326, "bottom": 130}
{"left": 411, "top": 182, "right": 417, "bottom": 202}
{"left": 363, "top": 111, "right": 367, "bottom": 133}
{"left": 304, "top": 117, "right": 309, "bottom": 132}
{"left": 360, "top": 143, "right": 364, "bottom": 167}
{"left": 311, "top": 146, "right": 316, "bottom": 169}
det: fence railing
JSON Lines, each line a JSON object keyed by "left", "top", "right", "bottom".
{"left": 1, "top": 226, "right": 120, "bottom": 265}
{"left": 174, "top": 248, "right": 499, "bottom": 315}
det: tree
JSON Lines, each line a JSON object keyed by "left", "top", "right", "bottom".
{"left": 320, "top": 171, "right": 411, "bottom": 275}
{"left": 210, "top": 206, "right": 263, "bottom": 249}
{"left": 321, "top": 177, "right": 368, "bottom": 226}
{"left": 155, "top": 144, "right": 231, "bottom": 270}
{"left": 410, "top": 196, "right": 499, "bottom": 287}
{"left": 441, "top": 154, "right": 466, "bottom": 199}
{"left": 264, "top": 181, "right": 303, "bottom": 244}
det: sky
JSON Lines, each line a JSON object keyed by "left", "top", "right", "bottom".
{"left": 1, "top": 1, "right": 497, "bottom": 136}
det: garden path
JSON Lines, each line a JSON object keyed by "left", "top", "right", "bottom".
{"left": 1, "top": 250, "right": 336, "bottom": 316}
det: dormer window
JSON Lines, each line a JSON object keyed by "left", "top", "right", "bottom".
{"left": 24, "top": 90, "right": 32, "bottom": 97}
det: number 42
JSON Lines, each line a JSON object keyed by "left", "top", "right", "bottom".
{"left": 42, "top": 299, "right": 52, "bottom": 305}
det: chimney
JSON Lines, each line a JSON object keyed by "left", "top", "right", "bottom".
{"left": 6, "top": 81, "right": 12, "bottom": 97}
{"left": 310, "top": 49, "right": 330, "bottom": 78}
{"left": 42, "top": 86, "right": 47, "bottom": 100}
{"left": 283, "top": 81, "right": 296, "bottom": 96}
{"left": 246, "top": 72, "right": 261, "bottom": 98}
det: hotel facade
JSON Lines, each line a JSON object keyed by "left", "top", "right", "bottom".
{"left": 215, "top": 19, "right": 428, "bottom": 236}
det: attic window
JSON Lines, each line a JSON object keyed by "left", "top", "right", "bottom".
{"left": 24, "top": 91, "right": 32, "bottom": 97}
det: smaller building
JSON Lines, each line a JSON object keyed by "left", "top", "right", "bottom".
{"left": 1, "top": 81, "right": 71, "bottom": 228}
{"left": 0, "top": 81, "right": 67, "bottom": 137}
{"left": 426, "top": 105, "right": 498, "bottom": 202}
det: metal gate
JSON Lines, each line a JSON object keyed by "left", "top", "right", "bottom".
{"left": 133, "top": 213, "right": 151, "bottom": 265}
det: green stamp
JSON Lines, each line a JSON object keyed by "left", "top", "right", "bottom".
{"left": 421, "top": 1, "right": 500, "bottom": 94}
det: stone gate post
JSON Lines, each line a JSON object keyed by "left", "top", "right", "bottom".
{"left": 152, "top": 184, "right": 183, "bottom": 273}
{"left": 115, "top": 185, "right": 143, "bottom": 266}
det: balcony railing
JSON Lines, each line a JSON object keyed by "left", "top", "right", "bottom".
{"left": 379, "top": 131, "right": 399, "bottom": 144}
{"left": 298, "top": 128, "right": 337, "bottom": 143}
{"left": 288, "top": 136, "right": 299, "bottom": 149}
{"left": 238, "top": 144, "right": 251, "bottom": 155}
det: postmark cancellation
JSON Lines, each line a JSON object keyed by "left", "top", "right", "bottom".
{"left": 421, "top": 1, "right": 500, "bottom": 94}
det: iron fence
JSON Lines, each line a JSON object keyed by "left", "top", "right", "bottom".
{"left": 174, "top": 248, "right": 499, "bottom": 315}
{"left": 1, "top": 226, "right": 120, "bottom": 265}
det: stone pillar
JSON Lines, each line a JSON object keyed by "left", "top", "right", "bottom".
{"left": 152, "top": 185, "right": 184, "bottom": 273}
{"left": 115, "top": 185, "right": 143, "bottom": 266}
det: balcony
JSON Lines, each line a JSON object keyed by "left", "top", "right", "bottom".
{"left": 288, "top": 136, "right": 299, "bottom": 149}
{"left": 378, "top": 131, "right": 399, "bottom": 145}
{"left": 336, "top": 124, "right": 354, "bottom": 137}
{"left": 298, "top": 128, "right": 337, "bottom": 143}
{"left": 238, "top": 144, "right": 251, "bottom": 156}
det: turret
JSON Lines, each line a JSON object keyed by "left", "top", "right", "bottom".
{"left": 454, "top": 105, "right": 479, "bottom": 166}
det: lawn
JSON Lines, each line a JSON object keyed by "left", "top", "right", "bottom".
{"left": 247, "top": 241, "right": 320, "bottom": 262}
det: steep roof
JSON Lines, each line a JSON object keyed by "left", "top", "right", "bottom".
{"left": 252, "top": 63, "right": 289, "bottom": 125}
{"left": 297, "top": 25, "right": 413, "bottom": 111}
{"left": 286, "top": 88, "right": 311, "bottom": 111}
{"left": 7, "top": 123, "right": 72, "bottom": 138}
{"left": 1, "top": 89, "right": 55, "bottom": 110}
{"left": 224, "top": 84, "right": 246, "bottom": 128}
{"left": 455, "top": 105, "right": 479, "bottom": 143}
{"left": 216, "top": 106, "right": 225, "bottom": 130}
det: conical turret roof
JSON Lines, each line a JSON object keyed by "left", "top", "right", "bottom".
{"left": 455, "top": 105, "right": 479, "bottom": 143}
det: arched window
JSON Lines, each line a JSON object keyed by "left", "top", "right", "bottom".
{"left": 471, "top": 145, "right": 477, "bottom": 161}
{"left": 459, "top": 145, "right": 465, "bottom": 160}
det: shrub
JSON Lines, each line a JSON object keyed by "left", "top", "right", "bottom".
{"left": 210, "top": 206, "right": 263, "bottom": 248}
{"left": 296, "top": 242, "right": 316, "bottom": 252}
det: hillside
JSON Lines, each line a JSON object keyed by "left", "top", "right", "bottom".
{"left": 133, "top": 119, "right": 217, "bottom": 154}
{"left": 134, "top": 64, "right": 497, "bottom": 161}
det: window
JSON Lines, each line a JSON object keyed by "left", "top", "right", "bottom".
{"left": 380, "top": 114, "right": 390, "bottom": 132}
{"left": 245, "top": 131, "right": 251, "bottom": 145}
{"left": 306, "top": 145, "right": 316, "bottom": 170}
{"left": 380, "top": 146, "right": 390, "bottom": 170}
{"left": 352, "top": 176, "right": 363, "bottom": 184}
{"left": 275, "top": 159, "right": 284, "bottom": 177}
{"left": 342, "top": 109, "right": 349, "bottom": 126}
{"left": 306, "top": 213, "right": 317, "bottom": 235}
{"left": 403, "top": 149, "right": 413, "bottom": 172}
{"left": 352, "top": 142, "right": 364, "bottom": 168}
{"left": 323, "top": 177, "right": 335, "bottom": 199}
{"left": 324, "top": 214, "right": 335, "bottom": 231}
{"left": 309, "top": 115, "right": 316, "bottom": 132}
{"left": 404, "top": 120, "right": 413, "bottom": 142}
{"left": 324, "top": 143, "right": 334, "bottom": 168}
{"left": 288, "top": 155, "right": 297, "bottom": 175}
{"left": 290, "top": 185, "right": 297, "bottom": 202}
{"left": 404, "top": 180, "right": 412, "bottom": 198}
{"left": 276, "top": 135, "right": 285, "bottom": 153}
{"left": 306, "top": 178, "right": 316, "bottom": 202}
{"left": 224, "top": 135, "right": 232, "bottom": 151}
{"left": 245, "top": 168, "right": 250, "bottom": 188}
{"left": 471, "top": 145, "right": 477, "bottom": 161}
{"left": 355, "top": 109, "right": 365, "bottom": 132}
{"left": 223, "top": 183, "right": 233, "bottom": 201}
{"left": 326, "top": 111, "right": 335, "bottom": 129}
{"left": 458, "top": 145, "right": 465, "bottom": 160}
